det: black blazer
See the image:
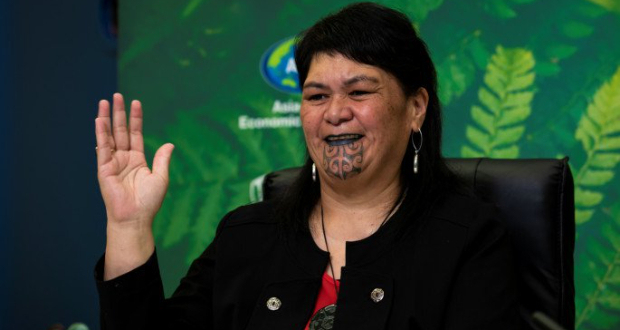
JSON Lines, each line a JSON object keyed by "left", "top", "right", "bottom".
{"left": 96, "top": 192, "right": 519, "bottom": 330}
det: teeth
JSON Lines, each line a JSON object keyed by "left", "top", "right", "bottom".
{"left": 326, "top": 134, "right": 361, "bottom": 141}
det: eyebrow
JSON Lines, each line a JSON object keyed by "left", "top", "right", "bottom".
{"left": 302, "top": 82, "right": 328, "bottom": 90}
{"left": 303, "top": 75, "right": 380, "bottom": 90}
{"left": 343, "top": 75, "right": 379, "bottom": 86}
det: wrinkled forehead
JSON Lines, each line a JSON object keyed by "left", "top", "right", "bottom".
{"left": 306, "top": 52, "right": 411, "bottom": 97}
{"left": 305, "top": 53, "right": 394, "bottom": 86}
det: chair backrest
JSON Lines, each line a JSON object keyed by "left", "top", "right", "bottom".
{"left": 262, "top": 158, "right": 575, "bottom": 330}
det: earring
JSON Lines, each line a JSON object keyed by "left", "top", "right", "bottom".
{"left": 411, "top": 129, "right": 423, "bottom": 174}
{"left": 312, "top": 163, "right": 317, "bottom": 182}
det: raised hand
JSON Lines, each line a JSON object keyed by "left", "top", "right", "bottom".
{"left": 95, "top": 93, "right": 174, "bottom": 280}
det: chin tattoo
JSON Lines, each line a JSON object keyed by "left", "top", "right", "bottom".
{"left": 322, "top": 142, "right": 363, "bottom": 180}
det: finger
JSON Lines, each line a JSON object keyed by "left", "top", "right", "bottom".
{"left": 98, "top": 98, "right": 110, "bottom": 118}
{"left": 97, "top": 99, "right": 115, "bottom": 150}
{"left": 95, "top": 117, "right": 114, "bottom": 167}
{"left": 112, "top": 93, "right": 130, "bottom": 151}
{"left": 129, "top": 100, "right": 144, "bottom": 153}
{"left": 152, "top": 143, "right": 175, "bottom": 181}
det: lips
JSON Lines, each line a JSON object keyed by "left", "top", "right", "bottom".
{"left": 324, "top": 134, "right": 364, "bottom": 146}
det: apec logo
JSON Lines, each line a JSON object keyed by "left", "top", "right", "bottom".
{"left": 260, "top": 37, "right": 300, "bottom": 94}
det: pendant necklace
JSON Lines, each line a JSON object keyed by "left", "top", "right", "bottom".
{"left": 308, "top": 188, "right": 407, "bottom": 330}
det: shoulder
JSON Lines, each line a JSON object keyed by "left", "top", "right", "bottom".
{"left": 210, "top": 201, "right": 283, "bottom": 258}
{"left": 221, "top": 200, "right": 279, "bottom": 227}
{"left": 213, "top": 200, "right": 280, "bottom": 241}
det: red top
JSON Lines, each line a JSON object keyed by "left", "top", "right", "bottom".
{"left": 305, "top": 272, "right": 340, "bottom": 330}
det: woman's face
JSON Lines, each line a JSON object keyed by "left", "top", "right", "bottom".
{"left": 300, "top": 53, "right": 427, "bottom": 183}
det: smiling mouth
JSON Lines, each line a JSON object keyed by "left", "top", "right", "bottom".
{"left": 324, "top": 134, "right": 364, "bottom": 146}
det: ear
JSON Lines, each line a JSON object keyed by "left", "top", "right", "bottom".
{"left": 407, "top": 88, "right": 429, "bottom": 132}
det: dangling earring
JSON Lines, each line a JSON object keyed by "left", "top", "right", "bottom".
{"left": 312, "top": 163, "right": 317, "bottom": 182}
{"left": 411, "top": 129, "right": 423, "bottom": 174}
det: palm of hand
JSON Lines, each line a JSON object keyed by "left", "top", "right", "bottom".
{"left": 100, "top": 150, "right": 166, "bottom": 223}
{"left": 95, "top": 94, "right": 174, "bottom": 226}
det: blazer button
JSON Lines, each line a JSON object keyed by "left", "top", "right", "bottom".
{"left": 370, "top": 288, "right": 385, "bottom": 303}
{"left": 266, "top": 297, "right": 282, "bottom": 311}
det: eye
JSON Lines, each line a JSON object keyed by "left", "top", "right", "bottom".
{"left": 306, "top": 94, "right": 327, "bottom": 101}
{"left": 350, "top": 90, "right": 370, "bottom": 97}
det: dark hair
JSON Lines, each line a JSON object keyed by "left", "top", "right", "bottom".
{"left": 278, "top": 2, "right": 458, "bottom": 233}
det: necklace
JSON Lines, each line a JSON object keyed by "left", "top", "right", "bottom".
{"left": 320, "top": 205, "right": 340, "bottom": 296}
{"left": 309, "top": 189, "right": 407, "bottom": 330}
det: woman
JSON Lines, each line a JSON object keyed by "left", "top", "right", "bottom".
{"left": 95, "top": 3, "right": 518, "bottom": 330}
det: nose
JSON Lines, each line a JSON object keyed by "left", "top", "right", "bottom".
{"left": 324, "top": 96, "right": 353, "bottom": 126}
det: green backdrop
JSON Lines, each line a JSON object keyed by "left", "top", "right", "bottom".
{"left": 119, "top": 0, "right": 620, "bottom": 328}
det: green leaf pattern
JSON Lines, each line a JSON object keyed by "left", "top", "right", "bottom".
{"left": 482, "top": 0, "right": 536, "bottom": 18}
{"left": 574, "top": 67, "right": 620, "bottom": 225}
{"left": 576, "top": 204, "right": 620, "bottom": 329}
{"left": 587, "top": 0, "right": 620, "bottom": 15}
{"left": 437, "top": 32, "right": 490, "bottom": 105}
{"left": 461, "top": 46, "right": 535, "bottom": 158}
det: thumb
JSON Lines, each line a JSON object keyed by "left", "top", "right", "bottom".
{"left": 152, "top": 143, "right": 175, "bottom": 179}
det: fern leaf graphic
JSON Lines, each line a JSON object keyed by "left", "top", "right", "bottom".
{"left": 437, "top": 31, "right": 489, "bottom": 106}
{"left": 461, "top": 46, "right": 535, "bottom": 158}
{"left": 574, "top": 66, "right": 620, "bottom": 225}
{"left": 576, "top": 204, "right": 620, "bottom": 329}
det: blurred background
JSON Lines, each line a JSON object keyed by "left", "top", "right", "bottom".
{"left": 1, "top": 0, "right": 116, "bottom": 329}
{"left": 1, "top": 0, "right": 620, "bottom": 329}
